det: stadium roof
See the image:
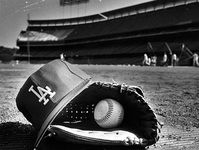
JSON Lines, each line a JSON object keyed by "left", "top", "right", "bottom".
{"left": 17, "top": 0, "right": 199, "bottom": 47}
{"left": 28, "top": 0, "right": 198, "bottom": 25}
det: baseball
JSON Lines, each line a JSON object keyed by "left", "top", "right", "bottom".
{"left": 94, "top": 98, "right": 124, "bottom": 128}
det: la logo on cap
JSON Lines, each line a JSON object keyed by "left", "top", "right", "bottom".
{"left": 29, "top": 85, "right": 56, "bottom": 105}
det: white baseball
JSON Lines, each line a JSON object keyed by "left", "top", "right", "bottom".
{"left": 94, "top": 99, "right": 124, "bottom": 128}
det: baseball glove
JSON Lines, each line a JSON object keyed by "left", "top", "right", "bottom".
{"left": 47, "top": 82, "right": 160, "bottom": 147}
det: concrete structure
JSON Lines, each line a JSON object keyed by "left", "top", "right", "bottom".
{"left": 16, "top": 0, "right": 199, "bottom": 65}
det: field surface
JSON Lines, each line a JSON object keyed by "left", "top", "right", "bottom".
{"left": 0, "top": 63, "right": 199, "bottom": 150}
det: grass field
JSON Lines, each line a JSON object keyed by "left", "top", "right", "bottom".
{"left": 0, "top": 62, "right": 199, "bottom": 150}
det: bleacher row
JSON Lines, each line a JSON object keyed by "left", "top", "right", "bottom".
{"left": 17, "top": 2, "right": 199, "bottom": 44}
{"left": 67, "top": 3, "right": 199, "bottom": 41}
{"left": 28, "top": 0, "right": 199, "bottom": 27}
{"left": 18, "top": 29, "right": 74, "bottom": 42}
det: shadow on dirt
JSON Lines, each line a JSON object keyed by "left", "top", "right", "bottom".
{"left": 0, "top": 121, "right": 36, "bottom": 150}
{"left": 39, "top": 137, "right": 147, "bottom": 150}
{"left": 0, "top": 122, "right": 146, "bottom": 150}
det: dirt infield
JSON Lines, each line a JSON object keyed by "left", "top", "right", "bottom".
{"left": 0, "top": 63, "right": 199, "bottom": 150}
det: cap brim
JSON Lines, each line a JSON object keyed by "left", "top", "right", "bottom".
{"left": 34, "top": 79, "right": 91, "bottom": 150}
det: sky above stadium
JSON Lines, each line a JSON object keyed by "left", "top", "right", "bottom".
{"left": 0, "top": 0, "right": 153, "bottom": 48}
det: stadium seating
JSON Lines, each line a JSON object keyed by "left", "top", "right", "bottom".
{"left": 16, "top": 1, "right": 199, "bottom": 65}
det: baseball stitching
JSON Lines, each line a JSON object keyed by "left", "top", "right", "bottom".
{"left": 95, "top": 99, "right": 114, "bottom": 125}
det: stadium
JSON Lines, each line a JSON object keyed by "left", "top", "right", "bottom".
{"left": 0, "top": 1, "right": 199, "bottom": 150}
{"left": 15, "top": 0, "right": 199, "bottom": 65}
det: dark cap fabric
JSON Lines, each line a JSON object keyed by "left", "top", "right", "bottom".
{"left": 16, "top": 59, "right": 91, "bottom": 149}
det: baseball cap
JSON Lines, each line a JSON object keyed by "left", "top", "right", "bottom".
{"left": 16, "top": 59, "right": 91, "bottom": 149}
